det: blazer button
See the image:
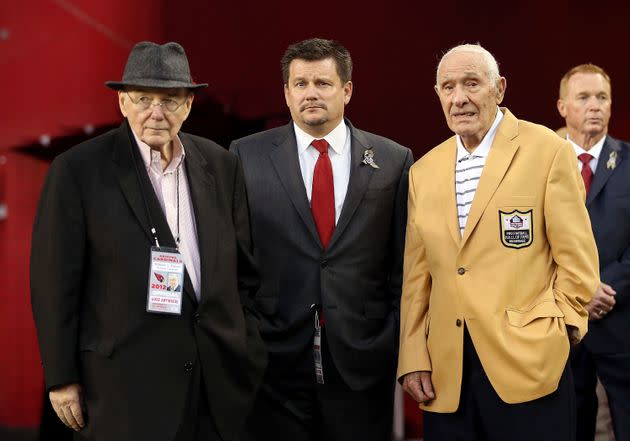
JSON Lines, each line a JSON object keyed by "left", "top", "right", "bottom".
{"left": 457, "top": 267, "right": 466, "bottom": 275}
{"left": 184, "top": 361, "right": 194, "bottom": 372}
{"left": 193, "top": 313, "right": 201, "bottom": 324}
{"left": 456, "top": 319, "right": 462, "bottom": 327}
{"left": 321, "top": 259, "right": 328, "bottom": 268}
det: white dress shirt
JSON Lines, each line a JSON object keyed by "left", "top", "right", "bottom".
{"left": 134, "top": 132, "right": 202, "bottom": 300}
{"left": 567, "top": 134, "right": 606, "bottom": 175}
{"left": 294, "top": 120, "right": 351, "bottom": 223}
{"left": 455, "top": 107, "right": 504, "bottom": 236}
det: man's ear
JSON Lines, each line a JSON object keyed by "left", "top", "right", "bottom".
{"left": 118, "top": 91, "right": 128, "bottom": 118}
{"left": 495, "top": 77, "right": 507, "bottom": 104}
{"left": 557, "top": 98, "right": 567, "bottom": 118}
{"left": 343, "top": 81, "right": 353, "bottom": 105}
{"left": 181, "top": 93, "right": 194, "bottom": 120}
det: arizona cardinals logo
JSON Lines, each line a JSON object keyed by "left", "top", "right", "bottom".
{"left": 154, "top": 272, "right": 164, "bottom": 282}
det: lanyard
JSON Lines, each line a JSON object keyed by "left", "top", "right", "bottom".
{"left": 175, "top": 168, "right": 180, "bottom": 246}
{"left": 128, "top": 129, "right": 181, "bottom": 249}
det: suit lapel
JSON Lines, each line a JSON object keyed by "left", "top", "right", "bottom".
{"left": 461, "top": 109, "right": 519, "bottom": 247}
{"left": 112, "top": 121, "right": 197, "bottom": 304}
{"left": 269, "top": 124, "right": 321, "bottom": 246}
{"left": 111, "top": 122, "right": 155, "bottom": 244}
{"left": 180, "top": 134, "right": 217, "bottom": 304}
{"left": 587, "top": 136, "right": 623, "bottom": 206}
{"left": 439, "top": 139, "right": 461, "bottom": 247}
{"left": 327, "top": 123, "right": 374, "bottom": 249}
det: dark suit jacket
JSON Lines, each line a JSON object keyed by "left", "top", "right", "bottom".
{"left": 583, "top": 135, "right": 630, "bottom": 354}
{"left": 230, "top": 120, "right": 412, "bottom": 390}
{"left": 30, "top": 121, "right": 267, "bottom": 441}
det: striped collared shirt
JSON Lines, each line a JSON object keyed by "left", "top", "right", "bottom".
{"left": 455, "top": 108, "right": 503, "bottom": 236}
{"left": 133, "top": 132, "right": 202, "bottom": 300}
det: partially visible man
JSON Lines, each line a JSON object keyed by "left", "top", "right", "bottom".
{"left": 557, "top": 63, "right": 630, "bottom": 441}
{"left": 231, "top": 38, "right": 412, "bottom": 440}
{"left": 398, "top": 44, "right": 600, "bottom": 441}
{"left": 30, "top": 41, "right": 266, "bottom": 441}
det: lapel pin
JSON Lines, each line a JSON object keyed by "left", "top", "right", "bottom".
{"left": 362, "top": 148, "right": 379, "bottom": 169}
{"left": 607, "top": 150, "right": 617, "bottom": 170}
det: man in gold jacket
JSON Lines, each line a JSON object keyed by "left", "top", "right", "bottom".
{"left": 398, "top": 44, "right": 600, "bottom": 441}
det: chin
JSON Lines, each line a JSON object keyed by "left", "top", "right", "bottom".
{"left": 304, "top": 117, "right": 328, "bottom": 127}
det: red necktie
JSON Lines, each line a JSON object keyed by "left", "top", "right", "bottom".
{"left": 578, "top": 153, "right": 594, "bottom": 195}
{"left": 311, "top": 139, "right": 335, "bottom": 248}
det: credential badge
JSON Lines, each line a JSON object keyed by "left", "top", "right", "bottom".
{"left": 499, "top": 209, "right": 533, "bottom": 248}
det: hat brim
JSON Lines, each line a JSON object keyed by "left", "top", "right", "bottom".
{"left": 105, "top": 79, "right": 208, "bottom": 91}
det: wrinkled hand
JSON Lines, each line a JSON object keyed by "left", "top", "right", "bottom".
{"left": 566, "top": 325, "right": 581, "bottom": 346}
{"left": 402, "top": 371, "right": 435, "bottom": 404}
{"left": 586, "top": 283, "right": 616, "bottom": 321}
{"left": 49, "top": 383, "right": 85, "bottom": 431}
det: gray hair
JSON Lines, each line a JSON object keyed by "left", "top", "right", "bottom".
{"left": 436, "top": 44, "right": 501, "bottom": 88}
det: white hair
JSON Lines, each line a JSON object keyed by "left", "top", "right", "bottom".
{"left": 436, "top": 44, "right": 501, "bottom": 88}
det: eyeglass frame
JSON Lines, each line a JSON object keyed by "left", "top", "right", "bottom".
{"left": 124, "top": 91, "right": 190, "bottom": 113}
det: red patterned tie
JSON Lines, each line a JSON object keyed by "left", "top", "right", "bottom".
{"left": 578, "top": 153, "right": 594, "bottom": 195}
{"left": 311, "top": 139, "right": 335, "bottom": 248}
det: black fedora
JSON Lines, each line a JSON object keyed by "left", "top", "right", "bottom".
{"left": 105, "top": 41, "right": 207, "bottom": 91}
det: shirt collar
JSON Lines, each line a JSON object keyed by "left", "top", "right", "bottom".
{"left": 294, "top": 120, "right": 348, "bottom": 156}
{"left": 456, "top": 107, "right": 504, "bottom": 162}
{"left": 133, "top": 130, "right": 186, "bottom": 173}
{"left": 567, "top": 134, "right": 606, "bottom": 160}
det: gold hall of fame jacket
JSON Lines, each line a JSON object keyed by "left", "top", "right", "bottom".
{"left": 397, "top": 108, "right": 600, "bottom": 412}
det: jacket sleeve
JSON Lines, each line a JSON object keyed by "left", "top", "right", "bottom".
{"left": 230, "top": 148, "right": 260, "bottom": 318}
{"left": 601, "top": 248, "right": 630, "bottom": 305}
{"left": 30, "top": 155, "right": 86, "bottom": 389}
{"left": 387, "top": 148, "right": 414, "bottom": 330}
{"left": 545, "top": 141, "right": 600, "bottom": 340}
{"left": 397, "top": 165, "right": 433, "bottom": 380}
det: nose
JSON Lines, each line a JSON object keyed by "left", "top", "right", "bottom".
{"left": 586, "top": 96, "right": 602, "bottom": 112}
{"left": 148, "top": 103, "right": 166, "bottom": 119}
{"left": 452, "top": 84, "right": 469, "bottom": 107}
{"left": 304, "top": 83, "right": 319, "bottom": 100}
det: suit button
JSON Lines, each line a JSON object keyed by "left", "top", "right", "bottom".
{"left": 184, "top": 361, "right": 193, "bottom": 372}
{"left": 193, "top": 313, "right": 200, "bottom": 324}
{"left": 321, "top": 259, "right": 328, "bottom": 268}
{"left": 457, "top": 267, "right": 466, "bottom": 275}
{"left": 456, "top": 319, "right": 462, "bottom": 327}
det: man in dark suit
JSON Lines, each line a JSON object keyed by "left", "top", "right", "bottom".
{"left": 557, "top": 63, "right": 630, "bottom": 441}
{"left": 30, "top": 41, "right": 266, "bottom": 441}
{"left": 230, "top": 38, "right": 413, "bottom": 441}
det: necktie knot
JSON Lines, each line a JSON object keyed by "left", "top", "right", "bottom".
{"left": 312, "top": 139, "right": 329, "bottom": 155}
{"left": 578, "top": 153, "right": 594, "bottom": 166}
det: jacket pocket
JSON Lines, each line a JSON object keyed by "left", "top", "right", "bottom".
{"left": 506, "top": 300, "right": 564, "bottom": 328}
{"left": 79, "top": 338, "right": 116, "bottom": 358}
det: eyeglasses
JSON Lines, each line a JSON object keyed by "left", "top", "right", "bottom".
{"left": 125, "top": 92, "right": 187, "bottom": 113}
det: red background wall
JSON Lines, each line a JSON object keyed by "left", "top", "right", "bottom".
{"left": 2, "top": 0, "right": 630, "bottom": 430}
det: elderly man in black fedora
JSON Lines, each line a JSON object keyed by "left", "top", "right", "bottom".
{"left": 30, "top": 41, "right": 266, "bottom": 441}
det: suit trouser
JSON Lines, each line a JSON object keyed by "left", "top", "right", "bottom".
{"left": 242, "top": 328, "right": 395, "bottom": 441}
{"left": 424, "top": 327, "right": 576, "bottom": 441}
{"left": 571, "top": 342, "right": 630, "bottom": 441}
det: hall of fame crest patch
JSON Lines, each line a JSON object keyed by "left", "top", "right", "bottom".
{"left": 499, "top": 209, "right": 533, "bottom": 248}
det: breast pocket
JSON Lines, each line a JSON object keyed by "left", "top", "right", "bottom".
{"left": 497, "top": 197, "right": 536, "bottom": 249}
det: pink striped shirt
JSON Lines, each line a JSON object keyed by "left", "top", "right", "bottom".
{"left": 134, "top": 132, "right": 201, "bottom": 300}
